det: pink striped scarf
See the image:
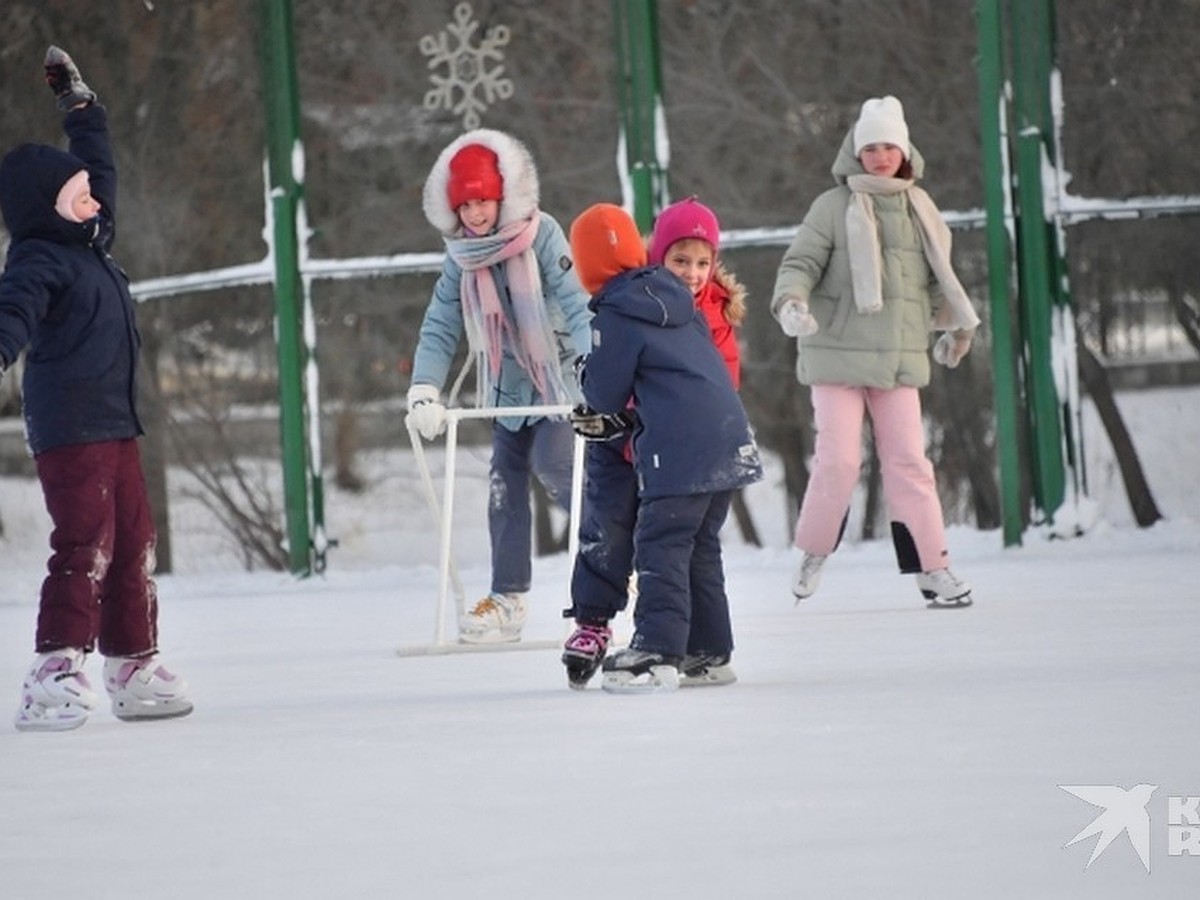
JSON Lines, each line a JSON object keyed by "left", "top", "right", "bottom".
{"left": 444, "top": 212, "right": 571, "bottom": 406}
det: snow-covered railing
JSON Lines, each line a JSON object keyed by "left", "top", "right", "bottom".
{"left": 130, "top": 251, "right": 446, "bottom": 301}
{"left": 130, "top": 192, "right": 1200, "bottom": 301}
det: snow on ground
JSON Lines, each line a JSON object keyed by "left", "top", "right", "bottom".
{"left": 0, "top": 386, "right": 1197, "bottom": 898}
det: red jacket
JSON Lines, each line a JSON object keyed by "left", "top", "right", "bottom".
{"left": 695, "top": 277, "right": 741, "bottom": 389}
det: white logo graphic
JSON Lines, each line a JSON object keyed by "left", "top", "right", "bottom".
{"left": 1168, "top": 796, "right": 1200, "bottom": 856}
{"left": 1060, "top": 783, "right": 1158, "bottom": 872}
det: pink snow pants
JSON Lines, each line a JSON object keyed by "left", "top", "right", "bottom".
{"left": 33, "top": 439, "right": 159, "bottom": 657}
{"left": 794, "top": 384, "right": 951, "bottom": 572}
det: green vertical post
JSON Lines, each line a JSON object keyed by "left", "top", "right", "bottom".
{"left": 1036, "top": 0, "right": 1086, "bottom": 506}
{"left": 612, "top": 0, "right": 669, "bottom": 231}
{"left": 975, "top": 0, "right": 1025, "bottom": 546}
{"left": 260, "top": 0, "right": 312, "bottom": 575}
{"left": 1009, "top": 0, "right": 1066, "bottom": 523}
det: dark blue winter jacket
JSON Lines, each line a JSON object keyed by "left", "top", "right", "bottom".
{"left": 0, "top": 104, "right": 143, "bottom": 455}
{"left": 581, "top": 265, "right": 762, "bottom": 499}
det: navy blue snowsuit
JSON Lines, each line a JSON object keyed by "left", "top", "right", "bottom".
{"left": 581, "top": 265, "right": 762, "bottom": 658}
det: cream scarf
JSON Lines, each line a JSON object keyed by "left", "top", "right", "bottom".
{"left": 845, "top": 174, "right": 981, "bottom": 332}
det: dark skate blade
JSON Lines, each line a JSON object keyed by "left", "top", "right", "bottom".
{"left": 600, "top": 665, "right": 680, "bottom": 694}
{"left": 923, "top": 590, "right": 973, "bottom": 609}
{"left": 113, "top": 702, "right": 195, "bottom": 722}
{"left": 680, "top": 671, "right": 737, "bottom": 687}
{"left": 563, "top": 651, "right": 602, "bottom": 689}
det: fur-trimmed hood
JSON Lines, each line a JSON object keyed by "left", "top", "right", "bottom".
{"left": 711, "top": 261, "right": 747, "bottom": 326}
{"left": 422, "top": 128, "right": 541, "bottom": 236}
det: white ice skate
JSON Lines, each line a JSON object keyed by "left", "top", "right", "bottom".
{"left": 680, "top": 653, "right": 737, "bottom": 688}
{"left": 791, "top": 552, "right": 828, "bottom": 603}
{"left": 917, "top": 568, "right": 973, "bottom": 608}
{"left": 14, "top": 648, "right": 98, "bottom": 732}
{"left": 459, "top": 592, "right": 527, "bottom": 644}
{"left": 104, "top": 655, "right": 194, "bottom": 721}
{"left": 600, "top": 649, "right": 681, "bottom": 694}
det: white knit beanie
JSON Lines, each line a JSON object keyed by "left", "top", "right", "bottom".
{"left": 54, "top": 169, "right": 90, "bottom": 222}
{"left": 853, "top": 96, "right": 910, "bottom": 158}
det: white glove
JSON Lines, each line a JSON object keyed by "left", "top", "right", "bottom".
{"left": 406, "top": 383, "right": 446, "bottom": 441}
{"left": 933, "top": 329, "right": 974, "bottom": 369}
{"left": 778, "top": 299, "right": 818, "bottom": 338}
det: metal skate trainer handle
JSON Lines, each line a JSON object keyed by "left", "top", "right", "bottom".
{"left": 411, "top": 404, "right": 583, "bottom": 653}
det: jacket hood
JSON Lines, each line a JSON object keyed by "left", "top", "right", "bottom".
{"left": 0, "top": 142, "right": 89, "bottom": 242}
{"left": 830, "top": 125, "right": 926, "bottom": 184}
{"left": 710, "top": 261, "right": 747, "bottom": 326}
{"left": 422, "top": 128, "right": 540, "bottom": 236}
{"left": 591, "top": 266, "right": 696, "bottom": 328}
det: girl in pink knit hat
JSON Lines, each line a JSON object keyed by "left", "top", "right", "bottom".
{"left": 647, "top": 196, "right": 746, "bottom": 387}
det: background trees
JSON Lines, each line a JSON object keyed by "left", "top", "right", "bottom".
{"left": 1, "top": 0, "right": 1195, "bottom": 568}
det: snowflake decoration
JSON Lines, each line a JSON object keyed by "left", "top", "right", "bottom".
{"left": 420, "top": 2, "right": 514, "bottom": 130}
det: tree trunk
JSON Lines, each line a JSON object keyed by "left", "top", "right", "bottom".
{"left": 1077, "top": 343, "right": 1163, "bottom": 527}
{"left": 138, "top": 333, "right": 173, "bottom": 574}
{"left": 334, "top": 408, "right": 366, "bottom": 492}
{"left": 729, "top": 489, "right": 762, "bottom": 547}
{"left": 861, "top": 430, "right": 881, "bottom": 540}
{"left": 531, "top": 480, "right": 568, "bottom": 556}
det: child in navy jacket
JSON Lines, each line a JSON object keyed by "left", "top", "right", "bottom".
{"left": 567, "top": 203, "right": 762, "bottom": 693}
{"left": 0, "top": 48, "right": 192, "bottom": 731}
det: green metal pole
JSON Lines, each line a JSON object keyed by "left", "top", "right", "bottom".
{"left": 612, "top": 0, "right": 669, "bottom": 231}
{"left": 1010, "top": 0, "right": 1066, "bottom": 524}
{"left": 975, "top": 0, "right": 1025, "bottom": 546}
{"left": 1038, "top": 0, "right": 1087, "bottom": 508}
{"left": 260, "top": 0, "right": 312, "bottom": 575}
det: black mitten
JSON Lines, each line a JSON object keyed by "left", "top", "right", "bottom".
{"left": 44, "top": 46, "right": 96, "bottom": 111}
{"left": 569, "top": 404, "right": 638, "bottom": 442}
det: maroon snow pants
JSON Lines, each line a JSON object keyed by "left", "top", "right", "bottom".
{"left": 33, "top": 438, "right": 159, "bottom": 657}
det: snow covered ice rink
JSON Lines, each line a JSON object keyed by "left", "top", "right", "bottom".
{"left": 1, "top": 386, "right": 1198, "bottom": 898}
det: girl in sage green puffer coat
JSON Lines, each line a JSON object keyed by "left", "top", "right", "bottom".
{"left": 771, "top": 95, "right": 981, "bottom": 609}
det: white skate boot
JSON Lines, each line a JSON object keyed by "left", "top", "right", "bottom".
{"left": 680, "top": 653, "right": 737, "bottom": 688}
{"left": 104, "top": 655, "right": 194, "bottom": 721}
{"left": 14, "top": 648, "right": 98, "bottom": 732}
{"left": 917, "top": 568, "right": 973, "bottom": 608}
{"left": 600, "top": 648, "right": 681, "bottom": 694}
{"left": 791, "top": 552, "right": 828, "bottom": 603}
{"left": 459, "top": 592, "right": 527, "bottom": 644}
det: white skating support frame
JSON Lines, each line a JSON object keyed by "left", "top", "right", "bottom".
{"left": 399, "top": 404, "right": 584, "bottom": 656}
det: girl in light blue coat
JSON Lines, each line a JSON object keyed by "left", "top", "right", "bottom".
{"left": 407, "top": 129, "right": 591, "bottom": 644}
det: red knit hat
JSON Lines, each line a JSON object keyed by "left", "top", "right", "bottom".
{"left": 447, "top": 143, "right": 503, "bottom": 209}
{"left": 647, "top": 196, "right": 719, "bottom": 265}
{"left": 569, "top": 203, "right": 648, "bottom": 295}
